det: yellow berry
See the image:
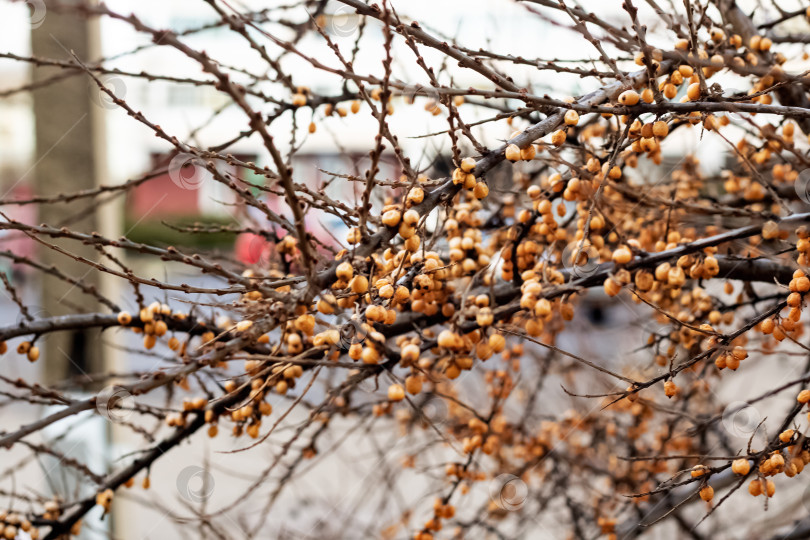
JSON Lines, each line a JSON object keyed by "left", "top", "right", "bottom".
{"left": 687, "top": 82, "right": 701, "bottom": 101}
{"left": 551, "top": 129, "right": 566, "bottom": 146}
{"left": 699, "top": 485, "right": 714, "bottom": 502}
{"left": 612, "top": 247, "right": 633, "bottom": 265}
{"left": 505, "top": 144, "right": 521, "bottom": 161}
{"left": 618, "top": 90, "right": 640, "bottom": 106}
{"left": 473, "top": 182, "right": 489, "bottom": 199}
{"left": 236, "top": 320, "right": 253, "bottom": 332}
{"left": 652, "top": 121, "right": 669, "bottom": 138}
{"left": 731, "top": 459, "right": 750, "bottom": 475}
{"left": 388, "top": 384, "right": 405, "bottom": 401}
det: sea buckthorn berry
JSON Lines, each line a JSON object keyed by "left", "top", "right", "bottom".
{"left": 618, "top": 90, "right": 640, "bottom": 106}
{"left": 347, "top": 228, "right": 361, "bottom": 244}
{"left": 350, "top": 275, "right": 369, "bottom": 294}
{"left": 704, "top": 256, "right": 719, "bottom": 276}
{"left": 505, "top": 144, "right": 521, "bottom": 161}
{"left": 476, "top": 307, "right": 494, "bottom": 327}
{"left": 652, "top": 121, "right": 669, "bottom": 138}
{"left": 317, "top": 295, "right": 336, "bottom": 314}
{"left": 664, "top": 380, "right": 677, "bottom": 397}
{"left": 117, "top": 311, "right": 132, "bottom": 325}
{"left": 403, "top": 209, "right": 420, "bottom": 226}
{"left": 699, "top": 485, "right": 714, "bottom": 502}
{"left": 407, "top": 187, "right": 425, "bottom": 205}
{"left": 460, "top": 157, "right": 476, "bottom": 172}
{"left": 336, "top": 261, "right": 354, "bottom": 281}
{"left": 710, "top": 27, "right": 725, "bottom": 42}
{"left": 604, "top": 277, "right": 622, "bottom": 297}
{"left": 687, "top": 82, "right": 701, "bottom": 101}
{"left": 564, "top": 109, "right": 579, "bottom": 126}
{"left": 634, "top": 271, "right": 654, "bottom": 291}
{"left": 154, "top": 320, "right": 168, "bottom": 336}
{"left": 452, "top": 167, "right": 466, "bottom": 185}
{"left": 731, "top": 459, "right": 750, "bottom": 475}
{"left": 612, "top": 247, "right": 632, "bottom": 265}
{"left": 473, "top": 182, "right": 489, "bottom": 199}
{"left": 27, "top": 346, "right": 39, "bottom": 362}
{"left": 761, "top": 220, "right": 779, "bottom": 240}
{"left": 236, "top": 320, "right": 253, "bottom": 332}
{"left": 551, "top": 129, "right": 566, "bottom": 146}
{"left": 388, "top": 384, "right": 405, "bottom": 401}
{"left": 778, "top": 429, "right": 794, "bottom": 443}
{"left": 402, "top": 343, "right": 420, "bottom": 363}
{"left": 382, "top": 210, "right": 401, "bottom": 227}
{"left": 489, "top": 333, "right": 506, "bottom": 353}
{"left": 140, "top": 308, "right": 154, "bottom": 323}
{"left": 797, "top": 389, "right": 810, "bottom": 404}
{"left": 405, "top": 375, "right": 422, "bottom": 394}
{"left": 95, "top": 489, "right": 114, "bottom": 512}
{"left": 520, "top": 145, "right": 536, "bottom": 161}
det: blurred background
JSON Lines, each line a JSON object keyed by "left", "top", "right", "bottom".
{"left": 0, "top": 1, "right": 809, "bottom": 538}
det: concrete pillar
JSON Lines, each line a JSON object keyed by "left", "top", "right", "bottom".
{"left": 31, "top": 1, "right": 106, "bottom": 383}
